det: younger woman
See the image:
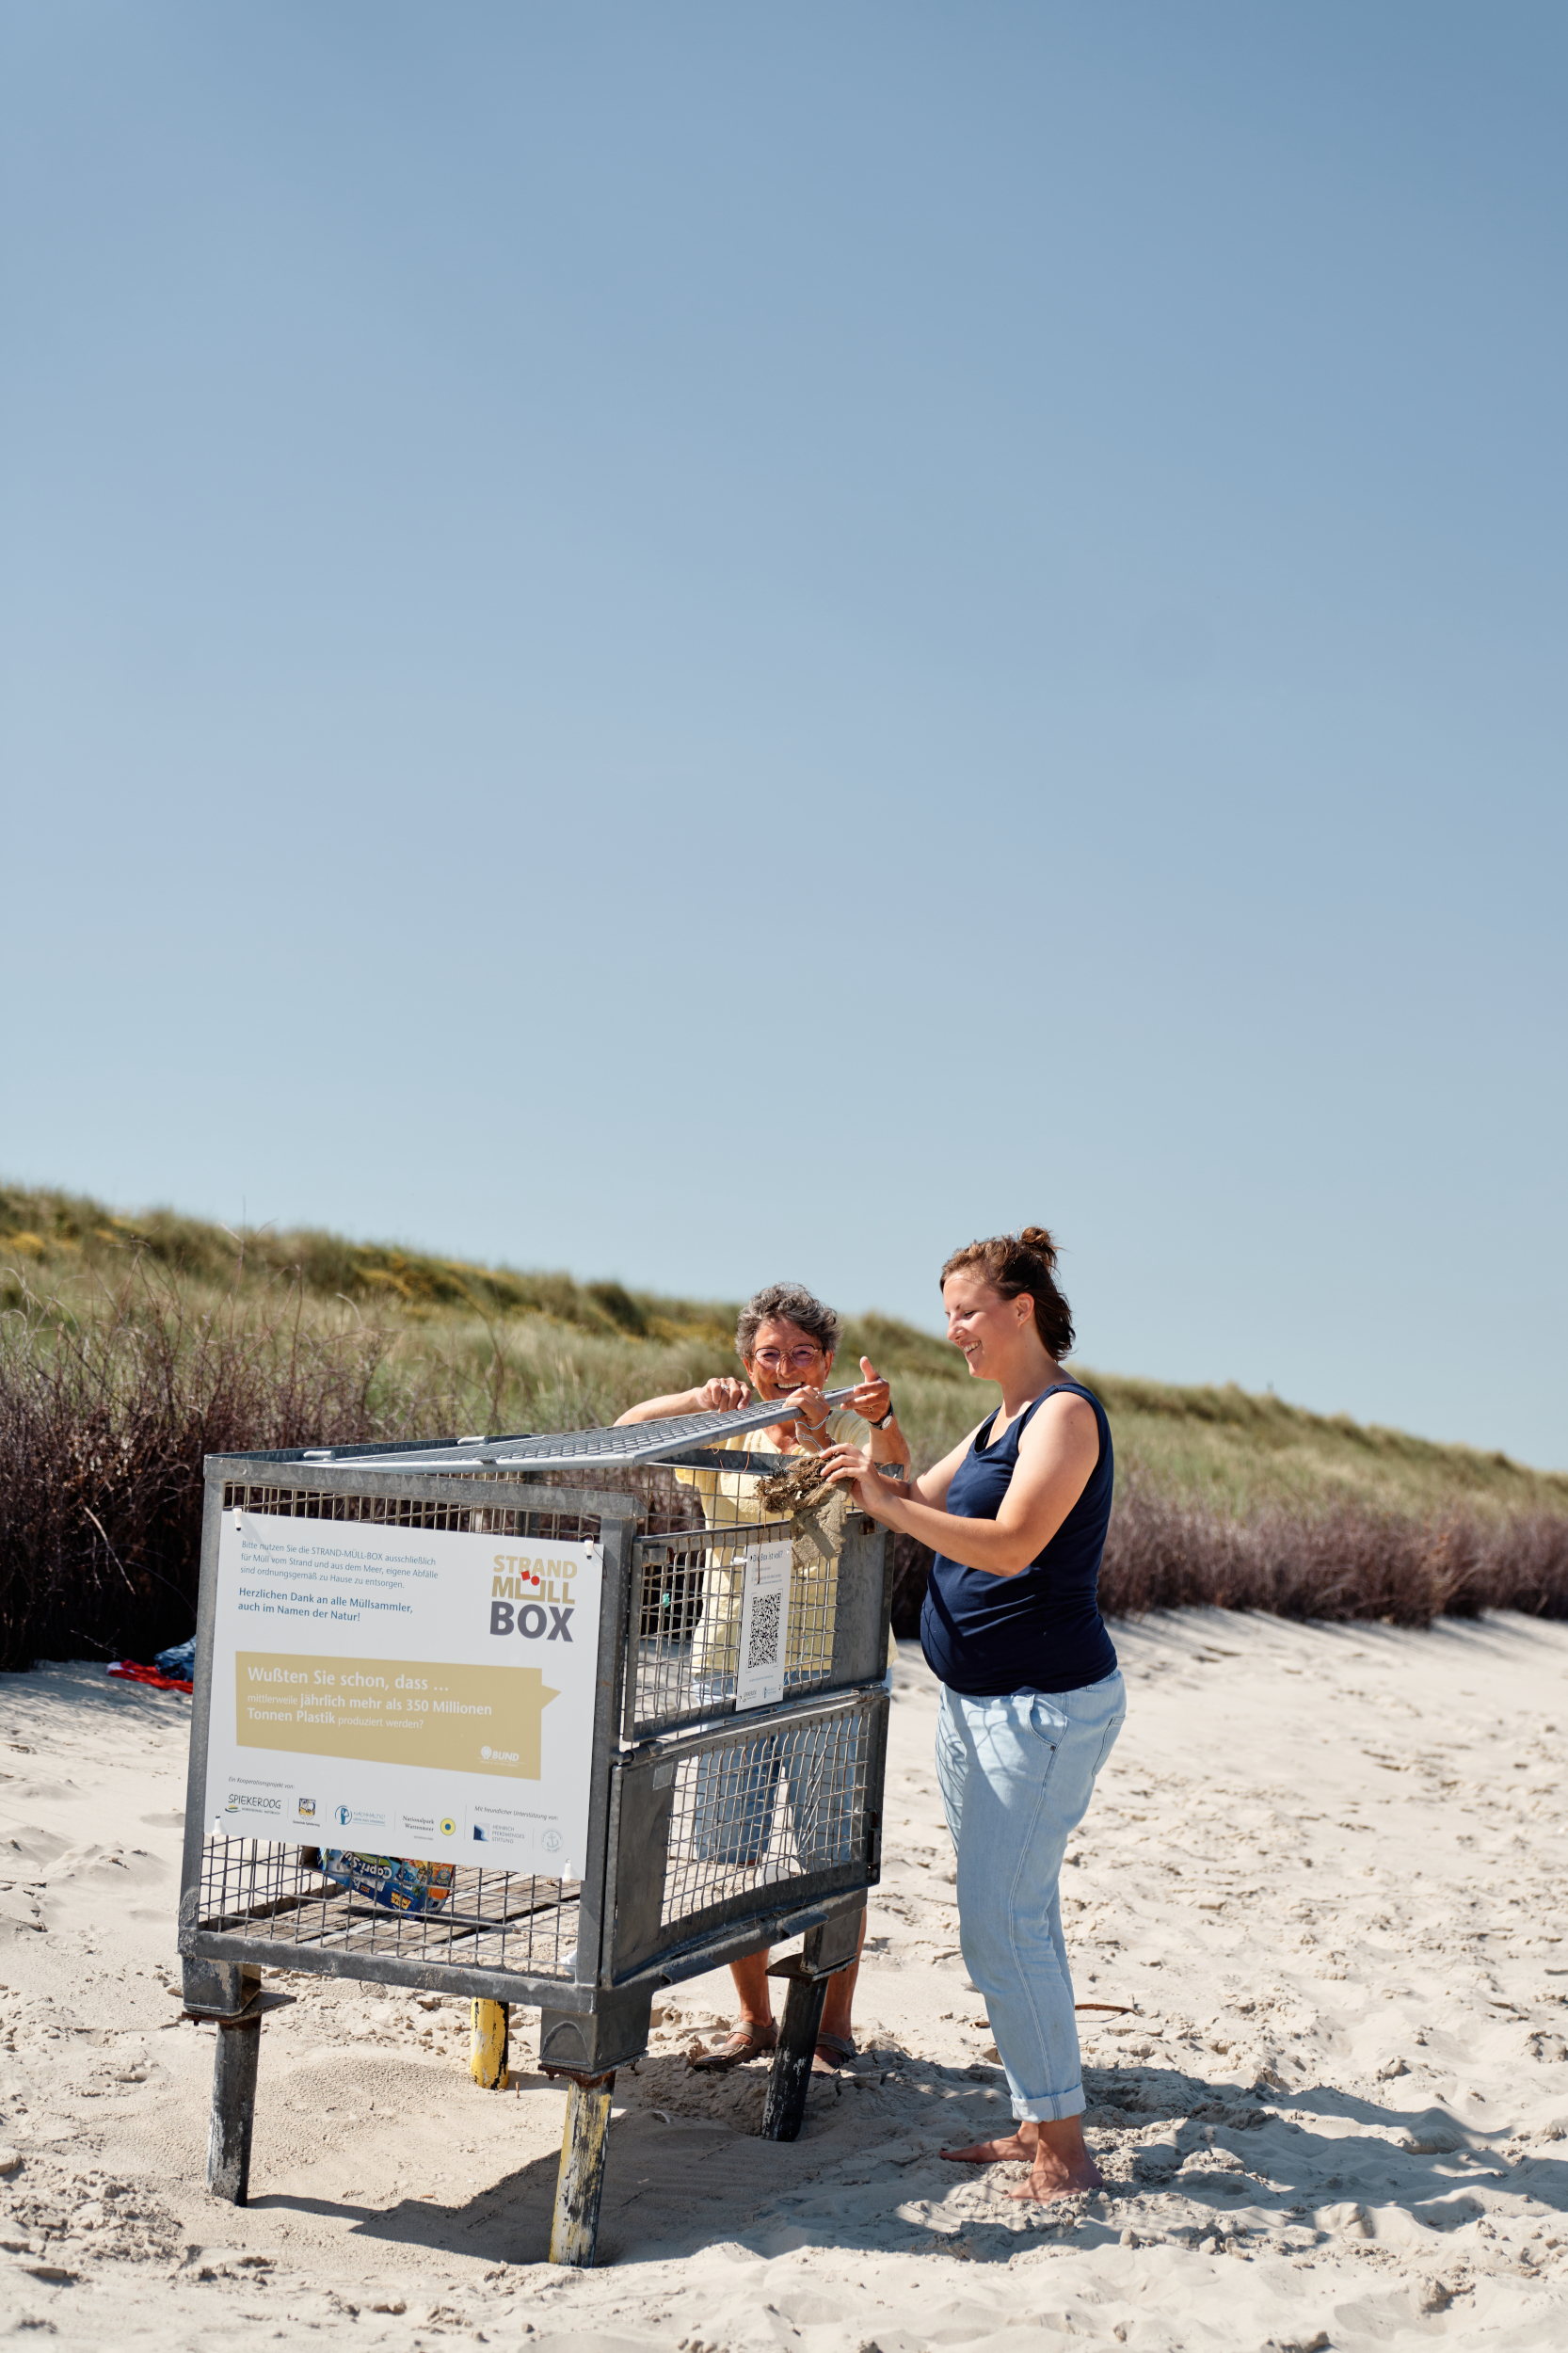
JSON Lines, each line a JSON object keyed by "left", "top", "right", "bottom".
{"left": 821, "top": 1227, "right": 1124, "bottom": 2201}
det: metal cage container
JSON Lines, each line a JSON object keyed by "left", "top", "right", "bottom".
{"left": 177, "top": 1397, "right": 894, "bottom": 2265}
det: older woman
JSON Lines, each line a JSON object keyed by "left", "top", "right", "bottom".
{"left": 820, "top": 1228, "right": 1124, "bottom": 2202}
{"left": 616, "top": 1280, "right": 909, "bottom": 2072}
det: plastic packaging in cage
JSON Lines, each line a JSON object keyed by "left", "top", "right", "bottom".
{"left": 322, "top": 1849, "right": 456, "bottom": 1913}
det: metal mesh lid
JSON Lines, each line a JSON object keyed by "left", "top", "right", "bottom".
{"left": 294, "top": 1386, "right": 860, "bottom": 1473}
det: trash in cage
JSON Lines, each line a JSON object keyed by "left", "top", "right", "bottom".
{"left": 321, "top": 1849, "right": 456, "bottom": 1913}
{"left": 754, "top": 1457, "right": 837, "bottom": 1513}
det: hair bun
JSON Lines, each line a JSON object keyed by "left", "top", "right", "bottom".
{"left": 939, "top": 1226, "right": 1075, "bottom": 1359}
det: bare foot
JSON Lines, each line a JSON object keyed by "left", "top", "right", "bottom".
{"left": 941, "top": 2117, "right": 1104, "bottom": 2201}
{"left": 1003, "top": 2118, "right": 1104, "bottom": 2203}
{"left": 1004, "top": 2149, "right": 1103, "bottom": 2201}
{"left": 940, "top": 2133, "right": 1032, "bottom": 2164}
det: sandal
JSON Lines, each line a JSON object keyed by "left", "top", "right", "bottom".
{"left": 687, "top": 2022, "right": 778, "bottom": 2073}
{"left": 811, "top": 2031, "right": 857, "bottom": 2076}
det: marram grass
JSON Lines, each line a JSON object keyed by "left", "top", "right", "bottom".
{"left": 2, "top": 1181, "right": 1563, "bottom": 1669}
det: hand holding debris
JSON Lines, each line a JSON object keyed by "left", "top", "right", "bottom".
{"left": 818, "top": 1442, "right": 903, "bottom": 1521}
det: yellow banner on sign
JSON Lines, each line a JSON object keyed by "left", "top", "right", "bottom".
{"left": 233, "top": 1653, "right": 559, "bottom": 1778}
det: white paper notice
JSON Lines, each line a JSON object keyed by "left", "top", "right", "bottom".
{"left": 734, "top": 1538, "right": 792, "bottom": 1710}
{"left": 202, "top": 1512, "right": 602, "bottom": 1872}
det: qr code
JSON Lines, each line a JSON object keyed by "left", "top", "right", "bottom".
{"left": 746, "top": 1592, "right": 784, "bottom": 1671}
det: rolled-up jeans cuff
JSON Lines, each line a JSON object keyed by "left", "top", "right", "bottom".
{"left": 1014, "top": 2088, "right": 1085, "bottom": 2123}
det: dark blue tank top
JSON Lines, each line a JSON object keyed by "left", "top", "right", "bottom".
{"left": 920, "top": 1382, "right": 1117, "bottom": 1698}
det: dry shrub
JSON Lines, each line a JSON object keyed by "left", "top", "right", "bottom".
{"left": 8, "top": 1242, "right": 1566, "bottom": 1671}
{"left": 888, "top": 1481, "right": 1568, "bottom": 1640}
{"left": 0, "top": 1260, "right": 434, "bottom": 1672}
{"left": 1098, "top": 1481, "right": 1568, "bottom": 1625}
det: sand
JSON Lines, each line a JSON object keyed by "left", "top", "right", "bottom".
{"left": 3, "top": 1609, "right": 1567, "bottom": 2349}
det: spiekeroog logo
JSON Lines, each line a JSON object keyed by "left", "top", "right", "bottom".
{"left": 228, "top": 1792, "right": 280, "bottom": 1814}
{"left": 296, "top": 1797, "right": 316, "bottom": 1818}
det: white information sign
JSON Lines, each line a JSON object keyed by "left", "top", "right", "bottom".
{"left": 734, "top": 1538, "right": 792, "bottom": 1711}
{"left": 202, "top": 1510, "right": 602, "bottom": 1875}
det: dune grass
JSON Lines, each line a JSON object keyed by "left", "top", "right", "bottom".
{"left": 2, "top": 1179, "right": 1564, "bottom": 1668}
{"left": 1084, "top": 1369, "right": 1567, "bottom": 1522}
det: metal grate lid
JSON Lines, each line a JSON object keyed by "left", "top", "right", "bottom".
{"left": 293, "top": 1386, "right": 861, "bottom": 1473}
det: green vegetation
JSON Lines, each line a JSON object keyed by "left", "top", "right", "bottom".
{"left": 4, "top": 1180, "right": 1561, "bottom": 1512}
{"left": 1082, "top": 1370, "right": 1567, "bottom": 1522}
{"left": 4, "top": 1180, "right": 1565, "bottom": 1669}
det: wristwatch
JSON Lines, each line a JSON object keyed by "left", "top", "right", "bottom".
{"left": 871, "top": 1403, "right": 896, "bottom": 1430}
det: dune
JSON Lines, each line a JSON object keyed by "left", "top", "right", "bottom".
{"left": 2, "top": 1610, "right": 1567, "bottom": 2348}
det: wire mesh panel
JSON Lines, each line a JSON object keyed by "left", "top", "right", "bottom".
{"left": 620, "top": 1448, "right": 890, "bottom": 1740}
{"left": 663, "top": 1700, "right": 874, "bottom": 1921}
{"left": 183, "top": 1462, "right": 636, "bottom": 2009}
{"left": 296, "top": 1389, "right": 859, "bottom": 1475}
{"left": 192, "top": 1839, "right": 582, "bottom": 1979}
{"left": 628, "top": 1513, "right": 840, "bottom": 1739}
{"left": 603, "top": 1688, "right": 887, "bottom": 1983}
{"left": 219, "top": 1480, "right": 604, "bottom": 1545}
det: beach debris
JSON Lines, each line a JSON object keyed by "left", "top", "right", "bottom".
{"left": 104, "top": 1660, "right": 192, "bottom": 1694}
{"left": 756, "top": 1457, "right": 836, "bottom": 1513}
{"left": 320, "top": 1850, "right": 456, "bottom": 1913}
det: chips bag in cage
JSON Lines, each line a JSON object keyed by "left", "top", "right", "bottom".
{"left": 322, "top": 1850, "right": 456, "bottom": 1913}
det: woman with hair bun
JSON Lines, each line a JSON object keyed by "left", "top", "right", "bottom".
{"left": 820, "top": 1226, "right": 1124, "bottom": 2202}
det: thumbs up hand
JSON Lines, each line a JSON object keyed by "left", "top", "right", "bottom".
{"left": 850, "top": 1356, "right": 892, "bottom": 1429}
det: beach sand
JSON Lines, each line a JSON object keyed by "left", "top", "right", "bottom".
{"left": 2, "top": 1610, "right": 1566, "bottom": 2348}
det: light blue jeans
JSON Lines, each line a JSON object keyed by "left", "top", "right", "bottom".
{"left": 936, "top": 1671, "right": 1126, "bottom": 2122}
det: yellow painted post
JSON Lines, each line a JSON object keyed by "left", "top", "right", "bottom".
{"left": 469, "top": 1998, "right": 510, "bottom": 2089}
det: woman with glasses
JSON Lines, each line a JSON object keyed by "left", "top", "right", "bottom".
{"left": 616, "top": 1281, "right": 909, "bottom": 2073}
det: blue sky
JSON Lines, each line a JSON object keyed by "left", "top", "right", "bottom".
{"left": 3, "top": 4, "right": 1564, "bottom": 1465}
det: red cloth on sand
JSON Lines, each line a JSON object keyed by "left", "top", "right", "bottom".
{"left": 106, "top": 1661, "right": 193, "bottom": 1694}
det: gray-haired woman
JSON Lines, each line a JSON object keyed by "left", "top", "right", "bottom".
{"left": 616, "top": 1282, "right": 909, "bottom": 2072}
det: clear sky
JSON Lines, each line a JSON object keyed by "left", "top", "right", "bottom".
{"left": 3, "top": 4, "right": 1564, "bottom": 1466}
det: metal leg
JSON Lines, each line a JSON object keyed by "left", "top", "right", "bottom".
{"left": 548, "top": 2070, "right": 616, "bottom": 2267}
{"left": 470, "top": 1999, "right": 509, "bottom": 2089}
{"left": 760, "top": 1904, "right": 863, "bottom": 2144}
{"left": 207, "top": 2013, "right": 263, "bottom": 2203}
{"left": 760, "top": 1970, "right": 829, "bottom": 2143}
